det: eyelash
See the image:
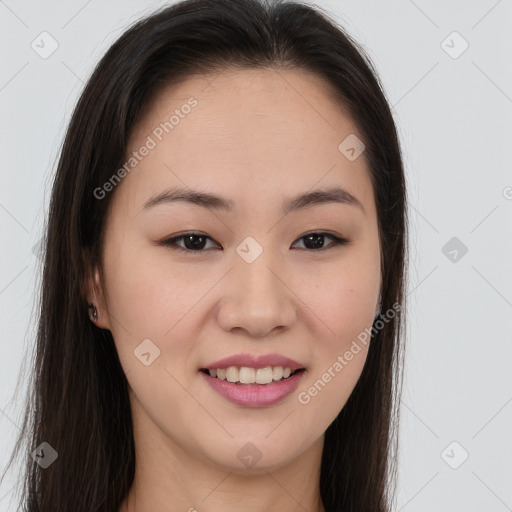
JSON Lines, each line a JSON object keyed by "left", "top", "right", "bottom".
{"left": 159, "top": 231, "right": 351, "bottom": 254}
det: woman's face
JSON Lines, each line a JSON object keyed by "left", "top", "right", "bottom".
{"left": 90, "top": 67, "right": 381, "bottom": 473}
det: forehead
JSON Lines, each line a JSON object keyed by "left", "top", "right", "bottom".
{"left": 118, "top": 67, "right": 375, "bottom": 219}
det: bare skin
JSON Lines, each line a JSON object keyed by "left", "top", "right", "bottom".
{"left": 86, "top": 67, "right": 381, "bottom": 512}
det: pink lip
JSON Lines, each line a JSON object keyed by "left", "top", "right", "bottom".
{"left": 202, "top": 353, "right": 305, "bottom": 371}
{"left": 200, "top": 369, "right": 305, "bottom": 408}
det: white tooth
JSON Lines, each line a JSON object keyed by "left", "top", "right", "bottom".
{"left": 214, "top": 365, "right": 295, "bottom": 383}
{"left": 239, "top": 367, "right": 256, "bottom": 384}
{"left": 256, "top": 366, "right": 273, "bottom": 384}
{"left": 272, "top": 366, "right": 283, "bottom": 381}
{"left": 225, "top": 366, "right": 239, "bottom": 383}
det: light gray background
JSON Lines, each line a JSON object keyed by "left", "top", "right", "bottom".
{"left": 1, "top": 0, "right": 511, "bottom": 511}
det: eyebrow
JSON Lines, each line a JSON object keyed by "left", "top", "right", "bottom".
{"left": 143, "top": 186, "right": 365, "bottom": 215}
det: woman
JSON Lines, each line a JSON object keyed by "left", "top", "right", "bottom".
{"left": 3, "top": 0, "right": 408, "bottom": 510}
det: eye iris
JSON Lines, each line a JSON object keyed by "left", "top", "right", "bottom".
{"left": 304, "top": 233, "right": 325, "bottom": 249}
{"left": 184, "top": 234, "right": 206, "bottom": 250}
{"left": 172, "top": 232, "right": 340, "bottom": 252}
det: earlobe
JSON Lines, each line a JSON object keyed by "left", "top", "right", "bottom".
{"left": 88, "top": 303, "right": 98, "bottom": 322}
{"left": 84, "top": 261, "right": 111, "bottom": 330}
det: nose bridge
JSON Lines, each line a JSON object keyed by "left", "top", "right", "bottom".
{"left": 217, "top": 241, "right": 296, "bottom": 336}
{"left": 237, "top": 249, "right": 281, "bottom": 299}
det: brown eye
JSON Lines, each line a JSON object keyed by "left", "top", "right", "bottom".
{"left": 292, "top": 232, "right": 350, "bottom": 250}
{"left": 160, "top": 231, "right": 350, "bottom": 254}
{"left": 161, "top": 232, "right": 220, "bottom": 252}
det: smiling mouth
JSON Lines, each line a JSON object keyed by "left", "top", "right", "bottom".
{"left": 199, "top": 367, "right": 305, "bottom": 385}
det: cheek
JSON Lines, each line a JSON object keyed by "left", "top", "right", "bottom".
{"left": 301, "top": 278, "right": 373, "bottom": 376}
{"left": 295, "top": 342, "right": 368, "bottom": 439}
{"left": 297, "top": 252, "right": 379, "bottom": 343}
{"left": 101, "top": 235, "right": 206, "bottom": 381}
{"left": 292, "top": 250, "right": 378, "bottom": 416}
{"left": 102, "top": 235, "right": 198, "bottom": 334}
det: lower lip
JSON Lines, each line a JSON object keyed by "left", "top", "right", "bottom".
{"left": 199, "top": 370, "right": 305, "bottom": 408}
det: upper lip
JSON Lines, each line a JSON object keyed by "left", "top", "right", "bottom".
{"left": 201, "top": 353, "right": 305, "bottom": 371}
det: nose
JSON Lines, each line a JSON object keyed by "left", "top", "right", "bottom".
{"left": 216, "top": 252, "right": 297, "bottom": 338}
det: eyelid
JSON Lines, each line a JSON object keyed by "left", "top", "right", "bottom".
{"left": 159, "top": 231, "right": 220, "bottom": 252}
{"left": 291, "top": 231, "right": 351, "bottom": 250}
{"left": 159, "top": 230, "right": 351, "bottom": 252}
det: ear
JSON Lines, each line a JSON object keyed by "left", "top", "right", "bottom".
{"left": 83, "top": 251, "right": 111, "bottom": 330}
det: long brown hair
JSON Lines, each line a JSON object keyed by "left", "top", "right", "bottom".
{"left": 2, "top": 0, "right": 408, "bottom": 510}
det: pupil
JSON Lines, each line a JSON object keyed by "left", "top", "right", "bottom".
{"left": 305, "top": 234, "right": 324, "bottom": 249}
{"left": 184, "top": 234, "right": 326, "bottom": 251}
{"left": 185, "top": 235, "right": 205, "bottom": 250}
